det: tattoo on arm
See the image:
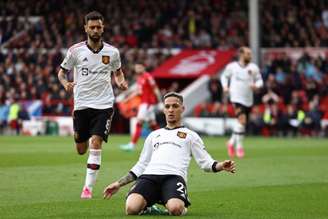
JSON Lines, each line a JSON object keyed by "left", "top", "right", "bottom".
{"left": 118, "top": 172, "right": 136, "bottom": 187}
{"left": 58, "top": 69, "right": 69, "bottom": 84}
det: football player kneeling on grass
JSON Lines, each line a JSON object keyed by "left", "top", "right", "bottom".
{"left": 103, "top": 92, "right": 236, "bottom": 216}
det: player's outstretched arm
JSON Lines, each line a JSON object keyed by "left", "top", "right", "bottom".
{"left": 215, "top": 160, "right": 236, "bottom": 173}
{"left": 103, "top": 171, "right": 136, "bottom": 199}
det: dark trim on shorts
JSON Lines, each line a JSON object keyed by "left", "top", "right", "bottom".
{"left": 232, "top": 102, "right": 251, "bottom": 119}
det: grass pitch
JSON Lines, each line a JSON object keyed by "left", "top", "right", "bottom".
{"left": 0, "top": 135, "right": 327, "bottom": 219}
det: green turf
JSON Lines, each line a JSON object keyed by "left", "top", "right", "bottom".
{"left": 0, "top": 136, "right": 327, "bottom": 218}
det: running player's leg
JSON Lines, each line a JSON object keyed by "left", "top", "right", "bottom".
{"left": 73, "top": 109, "right": 90, "bottom": 155}
{"left": 131, "top": 104, "right": 148, "bottom": 146}
{"left": 82, "top": 108, "right": 114, "bottom": 198}
{"left": 148, "top": 105, "right": 159, "bottom": 130}
{"left": 121, "top": 104, "right": 148, "bottom": 150}
{"left": 235, "top": 113, "right": 246, "bottom": 158}
{"left": 233, "top": 104, "right": 249, "bottom": 158}
{"left": 227, "top": 106, "right": 240, "bottom": 158}
{"left": 82, "top": 135, "right": 103, "bottom": 198}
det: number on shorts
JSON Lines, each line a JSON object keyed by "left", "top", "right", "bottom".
{"left": 176, "top": 182, "right": 185, "bottom": 195}
{"left": 104, "top": 119, "right": 111, "bottom": 135}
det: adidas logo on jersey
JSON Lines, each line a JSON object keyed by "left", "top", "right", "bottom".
{"left": 83, "top": 57, "right": 88, "bottom": 62}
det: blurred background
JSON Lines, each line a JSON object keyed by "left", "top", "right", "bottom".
{"left": 0, "top": 0, "right": 327, "bottom": 137}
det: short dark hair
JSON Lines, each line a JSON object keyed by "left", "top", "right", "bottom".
{"left": 163, "top": 92, "right": 183, "bottom": 103}
{"left": 84, "top": 11, "right": 104, "bottom": 24}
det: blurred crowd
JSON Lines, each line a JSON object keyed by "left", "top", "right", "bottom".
{"left": 1, "top": 0, "right": 327, "bottom": 49}
{"left": 261, "top": 0, "right": 328, "bottom": 47}
{"left": 1, "top": 0, "right": 328, "bottom": 136}
{"left": 1, "top": 0, "right": 248, "bottom": 49}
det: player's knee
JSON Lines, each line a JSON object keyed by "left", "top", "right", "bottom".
{"left": 90, "top": 136, "right": 102, "bottom": 149}
{"left": 238, "top": 115, "right": 246, "bottom": 125}
{"left": 76, "top": 143, "right": 87, "bottom": 155}
{"left": 166, "top": 202, "right": 185, "bottom": 216}
{"left": 77, "top": 149, "right": 86, "bottom": 155}
{"left": 125, "top": 204, "right": 142, "bottom": 215}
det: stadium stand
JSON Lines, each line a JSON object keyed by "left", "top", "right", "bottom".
{"left": 0, "top": 0, "right": 328, "bottom": 135}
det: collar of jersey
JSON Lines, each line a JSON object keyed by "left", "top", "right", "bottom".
{"left": 164, "top": 126, "right": 185, "bottom": 130}
{"left": 86, "top": 41, "right": 104, "bottom": 54}
{"left": 237, "top": 61, "right": 249, "bottom": 68}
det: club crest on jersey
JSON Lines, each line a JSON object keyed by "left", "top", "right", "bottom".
{"left": 177, "top": 131, "right": 187, "bottom": 139}
{"left": 102, "top": 55, "right": 110, "bottom": 64}
{"left": 248, "top": 70, "right": 252, "bottom": 75}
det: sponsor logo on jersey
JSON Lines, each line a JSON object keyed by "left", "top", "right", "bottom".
{"left": 81, "top": 68, "right": 109, "bottom": 76}
{"left": 154, "top": 141, "right": 183, "bottom": 148}
{"left": 102, "top": 55, "right": 110, "bottom": 64}
{"left": 177, "top": 131, "right": 187, "bottom": 139}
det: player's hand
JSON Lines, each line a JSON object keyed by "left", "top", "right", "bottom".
{"left": 157, "top": 102, "right": 164, "bottom": 111}
{"left": 103, "top": 181, "right": 120, "bottom": 199}
{"left": 63, "top": 82, "right": 75, "bottom": 93}
{"left": 250, "top": 84, "right": 257, "bottom": 91}
{"left": 221, "top": 160, "right": 236, "bottom": 173}
{"left": 223, "top": 87, "right": 229, "bottom": 95}
{"left": 117, "top": 80, "right": 128, "bottom": 91}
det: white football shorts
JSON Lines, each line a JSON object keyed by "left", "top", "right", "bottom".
{"left": 137, "top": 103, "right": 156, "bottom": 121}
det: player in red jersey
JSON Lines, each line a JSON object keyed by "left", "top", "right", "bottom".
{"left": 120, "top": 64, "right": 162, "bottom": 151}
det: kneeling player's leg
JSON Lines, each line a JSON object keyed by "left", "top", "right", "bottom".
{"left": 162, "top": 176, "right": 190, "bottom": 216}
{"left": 166, "top": 198, "right": 186, "bottom": 216}
{"left": 126, "top": 175, "right": 161, "bottom": 214}
{"left": 126, "top": 193, "right": 147, "bottom": 215}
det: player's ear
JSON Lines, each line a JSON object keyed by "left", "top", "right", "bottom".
{"left": 84, "top": 24, "right": 88, "bottom": 33}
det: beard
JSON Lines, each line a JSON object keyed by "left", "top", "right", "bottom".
{"left": 89, "top": 33, "right": 102, "bottom": 43}
{"left": 244, "top": 57, "right": 251, "bottom": 64}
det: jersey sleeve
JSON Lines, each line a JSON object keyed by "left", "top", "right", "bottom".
{"left": 220, "top": 64, "right": 233, "bottom": 88}
{"left": 130, "top": 132, "right": 154, "bottom": 177}
{"left": 111, "top": 49, "right": 122, "bottom": 71}
{"left": 60, "top": 49, "right": 76, "bottom": 71}
{"left": 253, "top": 65, "right": 264, "bottom": 88}
{"left": 190, "top": 132, "right": 216, "bottom": 172}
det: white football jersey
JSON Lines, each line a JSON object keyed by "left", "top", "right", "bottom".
{"left": 221, "top": 61, "right": 263, "bottom": 107}
{"left": 131, "top": 126, "right": 217, "bottom": 182}
{"left": 60, "top": 41, "right": 121, "bottom": 110}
